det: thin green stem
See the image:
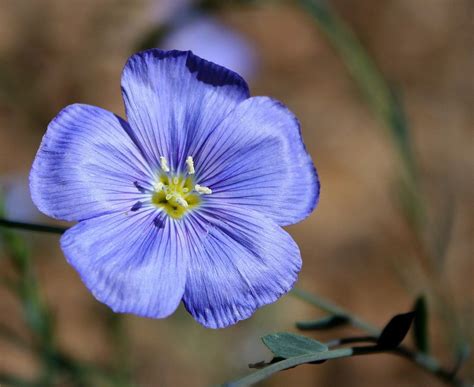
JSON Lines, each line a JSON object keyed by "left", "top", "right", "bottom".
{"left": 0, "top": 211, "right": 129, "bottom": 385}
{"left": 0, "top": 373, "right": 37, "bottom": 387}
{"left": 290, "top": 288, "right": 379, "bottom": 335}
{"left": 324, "top": 335, "right": 378, "bottom": 348}
{"left": 0, "top": 219, "right": 67, "bottom": 234}
{"left": 290, "top": 287, "right": 470, "bottom": 386}
{"left": 296, "top": 0, "right": 417, "bottom": 181}
{"left": 226, "top": 342, "right": 469, "bottom": 387}
{"left": 225, "top": 348, "right": 354, "bottom": 386}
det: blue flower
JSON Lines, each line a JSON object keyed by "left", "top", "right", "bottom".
{"left": 30, "top": 49, "right": 319, "bottom": 328}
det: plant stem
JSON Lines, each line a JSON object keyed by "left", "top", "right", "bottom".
{"left": 324, "top": 335, "right": 378, "bottom": 348}
{"left": 290, "top": 287, "right": 469, "bottom": 386}
{"left": 296, "top": 0, "right": 418, "bottom": 183}
{"left": 225, "top": 348, "right": 354, "bottom": 387}
{"left": 290, "top": 288, "right": 379, "bottom": 335}
{"left": 0, "top": 372, "right": 37, "bottom": 387}
{"left": 0, "top": 218, "right": 67, "bottom": 234}
{"left": 226, "top": 342, "right": 469, "bottom": 387}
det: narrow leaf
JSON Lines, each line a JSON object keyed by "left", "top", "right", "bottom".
{"left": 413, "top": 296, "right": 429, "bottom": 353}
{"left": 262, "top": 333, "right": 328, "bottom": 359}
{"left": 378, "top": 312, "right": 415, "bottom": 348}
{"left": 296, "top": 314, "right": 349, "bottom": 330}
{"left": 431, "top": 188, "right": 455, "bottom": 267}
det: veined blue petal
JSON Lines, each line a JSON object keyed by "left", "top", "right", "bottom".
{"left": 30, "top": 104, "right": 153, "bottom": 222}
{"left": 195, "top": 96, "right": 319, "bottom": 226}
{"left": 183, "top": 205, "right": 302, "bottom": 328}
{"left": 121, "top": 49, "right": 250, "bottom": 171}
{"left": 61, "top": 210, "right": 188, "bottom": 318}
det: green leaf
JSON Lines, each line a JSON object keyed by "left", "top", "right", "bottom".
{"left": 413, "top": 296, "right": 429, "bottom": 354}
{"left": 296, "top": 314, "right": 349, "bottom": 330}
{"left": 378, "top": 312, "right": 415, "bottom": 348}
{"left": 262, "top": 333, "right": 328, "bottom": 359}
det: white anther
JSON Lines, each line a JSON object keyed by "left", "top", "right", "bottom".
{"left": 186, "top": 156, "right": 195, "bottom": 174}
{"left": 160, "top": 156, "right": 170, "bottom": 173}
{"left": 165, "top": 194, "right": 172, "bottom": 201}
{"left": 173, "top": 177, "right": 179, "bottom": 185}
{"left": 175, "top": 196, "right": 189, "bottom": 208}
{"left": 154, "top": 182, "right": 164, "bottom": 192}
{"left": 183, "top": 188, "right": 189, "bottom": 193}
{"left": 195, "top": 184, "right": 212, "bottom": 195}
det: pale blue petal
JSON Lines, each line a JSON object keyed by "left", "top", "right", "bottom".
{"left": 194, "top": 96, "right": 319, "bottom": 226}
{"left": 61, "top": 210, "right": 187, "bottom": 318}
{"left": 162, "top": 16, "right": 257, "bottom": 79}
{"left": 121, "top": 49, "right": 250, "bottom": 171}
{"left": 30, "top": 104, "right": 153, "bottom": 222}
{"left": 182, "top": 205, "right": 302, "bottom": 328}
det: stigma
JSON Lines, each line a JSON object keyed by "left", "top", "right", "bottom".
{"left": 152, "top": 156, "right": 212, "bottom": 219}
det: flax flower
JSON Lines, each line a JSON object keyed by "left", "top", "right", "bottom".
{"left": 30, "top": 49, "right": 319, "bottom": 328}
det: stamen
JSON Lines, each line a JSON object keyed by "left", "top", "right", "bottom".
{"left": 151, "top": 158, "right": 210, "bottom": 218}
{"left": 160, "top": 156, "right": 170, "bottom": 173}
{"left": 195, "top": 184, "right": 212, "bottom": 195}
{"left": 175, "top": 196, "right": 189, "bottom": 208}
{"left": 186, "top": 156, "right": 195, "bottom": 174}
{"left": 154, "top": 182, "right": 164, "bottom": 192}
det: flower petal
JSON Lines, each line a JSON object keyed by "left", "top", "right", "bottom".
{"left": 182, "top": 205, "right": 302, "bottom": 328}
{"left": 30, "top": 104, "right": 153, "bottom": 222}
{"left": 121, "top": 49, "right": 250, "bottom": 171}
{"left": 196, "top": 96, "right": 319, "bottom": 226}
{"left": 61, "top": 210, "right": 187, "bottom": 318}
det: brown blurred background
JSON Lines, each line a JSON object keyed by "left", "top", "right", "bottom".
{"left": 0, "top": 0, "right": 472, "bottom": 386}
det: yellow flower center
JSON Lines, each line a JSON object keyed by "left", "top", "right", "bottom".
{"left": 151, "top": 156, "right": 212, "bottom": 219}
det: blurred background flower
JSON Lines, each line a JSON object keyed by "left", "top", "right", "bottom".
{"left": 1, "top": 175, "right": 42, "bottom": 222}
{"left": 162, "top": 15, "right": 258, "bottom": 79}
{"left": 144, "top": 0, "right": 258, "bottom": 79}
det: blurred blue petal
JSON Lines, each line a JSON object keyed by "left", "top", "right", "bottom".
{"left": 162, "top": 16, "right": 258, "bottom": 80}
{"left": 1, "top": 175, "right": 42, "bottom": 222}
{"left": 150, "top": 0, "right": 195, "bottom": 25}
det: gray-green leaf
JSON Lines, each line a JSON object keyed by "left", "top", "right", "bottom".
{"left": 262, "top": 333, "right": 328, "bottom": 359}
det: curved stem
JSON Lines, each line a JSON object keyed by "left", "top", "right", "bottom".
{"left": 226, "top": 343, "right": 469, "bottom": 387}
{"left": 290, "top": 288, "right": 379, "bottom": 335}
{"left": 0, "top": 219, "right": 67, "bottom": 234}
{"left": 290, "top": 288, "right": 470, "bottom": 386}
{"left": 225, "top": 348, "right": 354, "bottom": 387}
{"left": 325, "top": 335, "right": 378, "bottom": 348}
